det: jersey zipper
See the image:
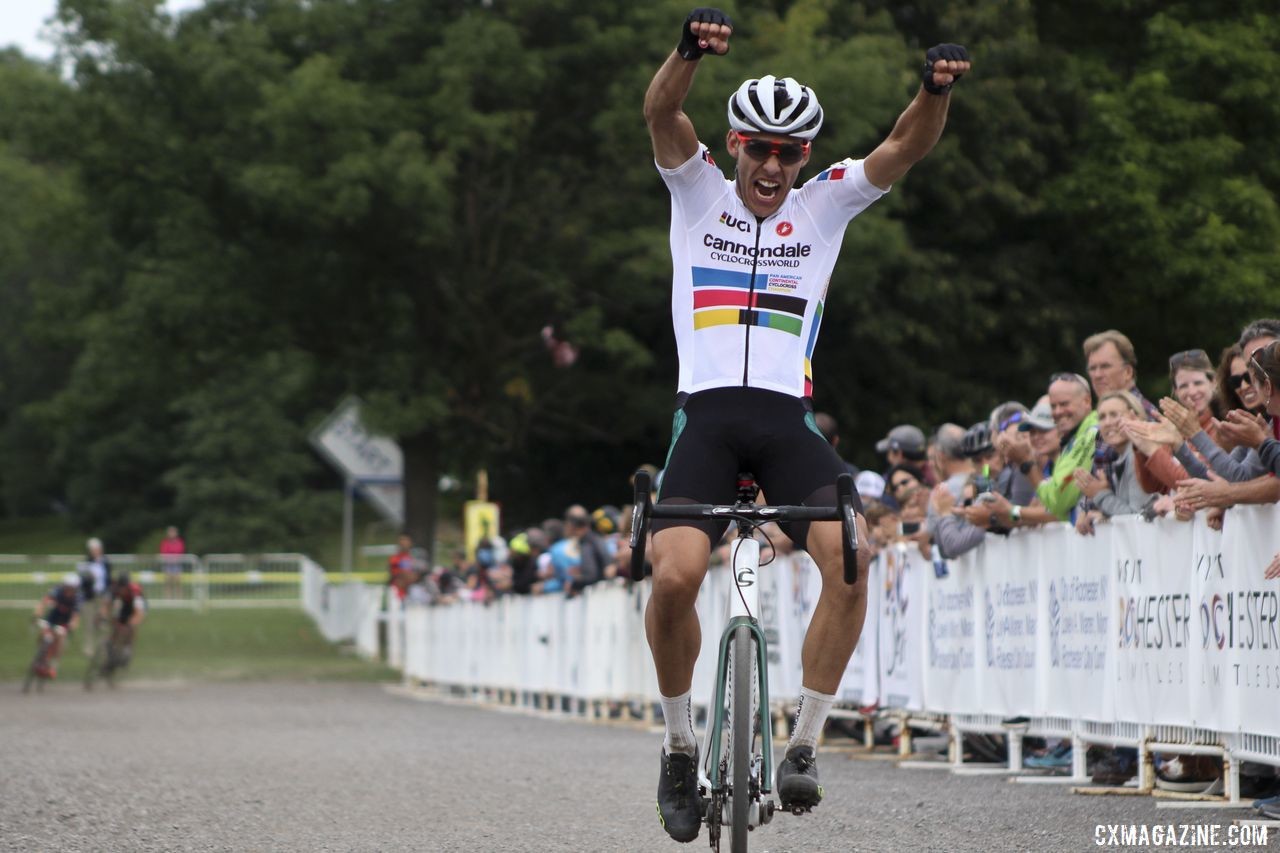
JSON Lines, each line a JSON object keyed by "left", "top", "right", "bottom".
{"left": 742, "top": 214, "right": 764, "bottom": 386}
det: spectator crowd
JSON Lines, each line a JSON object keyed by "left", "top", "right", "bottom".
{"left": 386, "top": 317, "right": 1280, "bottom": 809}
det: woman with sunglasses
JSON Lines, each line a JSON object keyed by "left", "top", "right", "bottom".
{"left": 1156, "top": 346, "right": 1270, "bottom": 484}
{"left": 1212, "top": 345, "right": 1249, "bottom": 417}
{"left": 1214, "top": 342, "right": 1280, "bottom": 476}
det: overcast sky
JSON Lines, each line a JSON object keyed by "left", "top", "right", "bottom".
{"left": 1, "top": 1, "right": 204, "bottom": 59}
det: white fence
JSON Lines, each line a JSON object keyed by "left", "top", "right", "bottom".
{"left": 300, "top": 557, "right": 383, "bottom": 659}
{"left": 393, "top": 505, "right": 1280, "bottom": 801}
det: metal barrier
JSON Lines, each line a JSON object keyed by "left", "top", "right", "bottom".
{"left": 0, "top": 553, "right": 309, "bottom": 609}
{"left": 201, "top": 553, "right": 307, "bottom": 608}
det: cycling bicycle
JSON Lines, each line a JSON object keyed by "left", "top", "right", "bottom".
{"left": 23, "top": 619, "right": 67, "bottom": 694}
{"left": 84, "top": 620, "right": 134, "bottom": 690}
{"left": 629, "top": 469, "right": 860, "bottom": 853}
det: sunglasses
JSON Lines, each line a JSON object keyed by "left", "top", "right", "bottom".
{"left": 1049, "top": 371, "right": 1092, "bottom": 391}
{"left": 998, "top": 412, "right": 1025, "bottom": 432}
{"left": 1169, "top": 348, "right": 1210, "bottom": 370}
{"left": 1249, "top": 350, "right": 1273, "bottom": 386}
{"left": 734, "top": 132, "right": 810, "bottom": 166}
{"left": 1228, "top": 372, "right": 1253, "bottom": 391}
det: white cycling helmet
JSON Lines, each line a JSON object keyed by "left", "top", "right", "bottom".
{"left": 62, "top": 572, "right": 80, "bottom": 587}
{"left": 727, "top": 75, "right": 824, "bottom": 140}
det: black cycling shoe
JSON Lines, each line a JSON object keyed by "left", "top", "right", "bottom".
{"left": 777, "top": 745, "right": 823, "bottom": 811}
{"left": 656, "top": 748, "right": 702, "bottom": 843}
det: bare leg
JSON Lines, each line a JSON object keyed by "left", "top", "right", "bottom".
{"left": 645, "top": 526, "right": 712, "bottom": 696}
{"left": 799, "top": 516, "right": 871, "bottom": 694}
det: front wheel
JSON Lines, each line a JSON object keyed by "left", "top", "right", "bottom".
{"left": 24, "top": 637, "right": 52, "bottom": 694}
{"left": 730, "top": 625, "right": 755, "bottom": 853}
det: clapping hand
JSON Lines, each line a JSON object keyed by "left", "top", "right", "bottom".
{"left": 996, "top": 429, "right": 1033, "bottom": 465}
{"left": 1072, "top": 468, "right": 1108, "bottom": 498}
{"left": 1174, "top": 470, "right": 1233, "bottom": 512}
{"left": 1216, "top": 409, "right": 1270, "bottom": 450}
{"left": 1266, "top": 552, "right": 1280, "bottom": 580}
{"left": 1125, "top": 417, "right": 1183, "bottom": 451}
{"left": 1159, "top": 397, "right": 1201, "bottom": 440}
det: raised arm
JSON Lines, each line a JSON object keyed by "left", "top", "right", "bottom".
{"left": 864, "top": 44, "right": 970, "bottom": 191}
{"left": 644, "top": 9, "right": 733, "bottom": 169}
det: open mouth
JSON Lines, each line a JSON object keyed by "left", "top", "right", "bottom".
{"left": 752, "top": 178, "right": 781, "bottom": 205}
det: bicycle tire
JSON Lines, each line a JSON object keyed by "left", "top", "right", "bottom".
{"left": 84, "top": 642, "right": 105, "bottom": 690}
{"left": 24, "top": 638, "right": 51, "bottom": 694}
{"left": 730, "top": 625, "right": 753, "bottom": 853}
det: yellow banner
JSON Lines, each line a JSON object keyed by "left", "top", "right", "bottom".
{"left": 464, "top": 501, "right": 501, "bottom": 562}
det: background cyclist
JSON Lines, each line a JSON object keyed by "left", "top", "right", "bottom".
{"left": 108, "top": 571, "right": 147, "bottom": 667}
{"left": 34, "top": 573, "right": 83, "bottom": 679}
{"left": 643, "top": 7, "right": 969, "bottom": 843}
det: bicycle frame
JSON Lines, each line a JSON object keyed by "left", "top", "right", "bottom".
{"left": 701, "top": 535, "right": 774, "bottom": 804}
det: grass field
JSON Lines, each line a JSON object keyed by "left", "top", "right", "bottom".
{"left": 2, "top": 608, "right": 398, "bottom": 683}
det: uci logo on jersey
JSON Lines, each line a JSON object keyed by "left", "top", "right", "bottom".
{"left": 720, "top": 211, "right": 751, "bottom": 233}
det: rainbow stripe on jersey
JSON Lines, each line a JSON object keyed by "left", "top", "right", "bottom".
{"left": 690, "top": 267, "right": 808, "bottom": 337}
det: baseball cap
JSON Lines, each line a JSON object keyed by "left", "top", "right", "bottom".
{"left": 592, "top": 505, "right": 621, "bottom": 535}
{"left": 875, "top": 424, "right": 926, "bottom": 458}
{"left": 1018, "top": 399, "right": 1055, "bottom": 432}
{"left": 854, "top": 471, "right": 886, "bottom": 501}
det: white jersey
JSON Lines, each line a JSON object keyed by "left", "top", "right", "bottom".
{"left": 658, "top": 144, "right": 886, "bottom": 397}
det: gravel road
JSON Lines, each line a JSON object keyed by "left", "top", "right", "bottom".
{"left": 1, "top": 681, "right": 1269, "bottom": 852}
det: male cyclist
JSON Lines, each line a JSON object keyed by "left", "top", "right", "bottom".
{"left": 34, "top": 573, "right": 83, "bottom": 678}
{"left": 107, "top": 571, "right": 147, "bottom": 666}
{"left": 644, "top": 8, "right": 969, "bottom": 842}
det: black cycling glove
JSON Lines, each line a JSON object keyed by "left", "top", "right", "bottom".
{"left": 678, "top": 8, "right": 733, "bottom": 61}
{"left": 922, "top": 43, "right": 969, "bottom": 95}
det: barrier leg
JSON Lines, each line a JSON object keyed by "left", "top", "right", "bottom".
{"left": 1138, "top": 735, "right": 1154, "bottom": 792}
{"left": 1072, "top": 734, "right": 1088, "bottom": 781}
{"left": 899, "top": 719, "right": 913, "bottom": 758}
{"left": 864, "top": 718, "right": 874, "bottom": 750}
{"left": 1008, "top": 730, "right": 1023, "bottom": 772}
{"left": 1226, "top": 752, "right": 1241, "bottom": 805}
{"left": 950, "top": 728, "right": 963, "bottom": 767}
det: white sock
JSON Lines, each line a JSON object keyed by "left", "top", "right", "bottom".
{"left": 661, "top": 690, "right": 697, "bottom": 756}
{"left": 789, "top": 686, "right": 836, "bottom": 751}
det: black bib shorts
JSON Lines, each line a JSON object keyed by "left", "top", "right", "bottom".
{"left": 654, "top": 387, "right": 863, "bottom": 550}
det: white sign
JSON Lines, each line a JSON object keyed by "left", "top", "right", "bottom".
{"left": 310, "top": 397, "right": 404, "bottom": 524}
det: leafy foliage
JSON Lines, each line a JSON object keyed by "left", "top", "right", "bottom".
{"left": 0, "top": 0, "right": 1275, "bottom": 547}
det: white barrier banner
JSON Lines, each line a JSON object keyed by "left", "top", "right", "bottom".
{"left": 1040, "top": 524, "right": 1110, "bottom": 721}
{"left": 1111, "top": 516, "right": 1195, "bottom": 726}
{"left": 759, "top": 555, "right": 801, "bottom": 703}
{"left": 389, "top": 504, "right": 1280, "bottom": 744}
{"left": 1211, "top": 506, "right": 1280, "bottom": 736}
{"left": 839, "top": 554, "right": 879, "bottom": 707}
{"left": 978, "top": 532, "right": 1039, "bottom": 716}
{"left": 924, "top": 552, "right": 979, "bottom": 714}
{"left": 1190, "top": 517, "right": 1234, "bottom": 732}
{"left": 877, "top": 545, "right": 924, "bottom": 710}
